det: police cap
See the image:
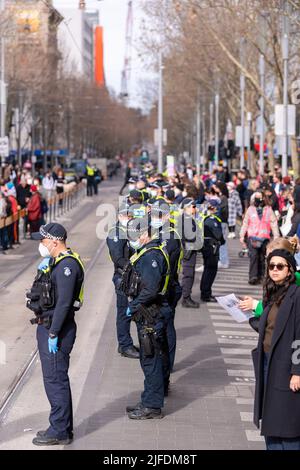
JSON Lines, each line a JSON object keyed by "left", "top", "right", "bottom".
{"left": 31, "top": 223, "right": 67, "bottom": 241}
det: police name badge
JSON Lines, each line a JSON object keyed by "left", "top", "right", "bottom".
{"left": 64, "top": 267, "right": 72, "bottom": 277}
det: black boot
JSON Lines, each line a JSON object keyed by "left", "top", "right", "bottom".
{"left": 182, "top": 297, "right": 200, "bottom": 308}
{"left": 126, "top": 402, "right": 143, "bottom": 413}
{"left": 32, "top": 435, "right": 72, "bottom": 446}
{"left": 118, "top": 346, "right": 140, "bottom": 359}
{"left": 128, "top": 406, "right": 163, "bottom": 420}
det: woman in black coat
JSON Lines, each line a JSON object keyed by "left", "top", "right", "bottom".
{"left": 252, "top": 248, "right": 300, "bottom": 450}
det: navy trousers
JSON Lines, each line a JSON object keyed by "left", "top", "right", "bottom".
{"left": 37, "top": 321, "right": 76, "bottom": 440}
{"left": 167, "top": 283, "right": 182, "bottom": 371}
{"left": 136, "top": 315, "right": 169, "bottom": 409}
{"left": 115, "top": 286, "right": 133, "bottom": 350}
{"left": 181, "top": 251, "right": 197, "bottom": 299}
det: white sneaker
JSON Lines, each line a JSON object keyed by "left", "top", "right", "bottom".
{"left": 218, "top": 262, "right": 229, "bottom": 269}
{"left": 227, "top": 232, "right": 234, "bottom": 239}
{"left": 195, "top": 265, "right": 204, "bottom": 272}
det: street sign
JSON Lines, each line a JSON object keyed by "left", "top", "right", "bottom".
{"left": 235, "top": 126, "right": 250, "bottom": 148}
{"left": 154, "top": 129, "right": 167, "bottom": 146}
{"left": 0, "top": 136, "right": 9, "bottom": 157}
{"left": 275, "top": 105, "right": 296, "bottom": 136}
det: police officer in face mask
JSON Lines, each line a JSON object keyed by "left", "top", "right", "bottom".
{"left": 179, "top": 198, "right": 203, "bottom": 308}
{"left": 200, "top": 199, "right": 225, "bottom": 302}
{"left": 27, "top": 223, "right": 84, "bottom": 446}
{"left": 106, "top": 205, "right": 139, "bottom": 359}
{"left": 122, "top": 218, "right": 171, "bottom": 419}
{"left": 149, "top": 199, "right": 183, "bottom": 373}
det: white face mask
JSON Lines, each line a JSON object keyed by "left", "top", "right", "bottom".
{"left": 39, "top": 242, "right": 52, "bottom": 258}
{"left": 182, "top": 191, "right": 187, "bottom": 198}
{"left": 150, "top": 190, "right": 157, "bottom": 198}
{"left": 119, "top": 218, "right": 128, "bottom": 227}
{"left": 128, "top": 184, "right": 135, "bottom": 191}
{"left": 129, "top": 239, "right": 141, "bottom": 250}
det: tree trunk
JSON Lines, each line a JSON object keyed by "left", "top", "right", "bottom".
{"left": 291, "top": 135, "right": 299, "bottom": 179}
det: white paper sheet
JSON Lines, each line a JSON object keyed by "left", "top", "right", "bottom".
{"left": 215, "top": 294, "right": 253, "bottom": 323}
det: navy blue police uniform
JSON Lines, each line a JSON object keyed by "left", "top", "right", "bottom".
{"left": 153, "top": 222, "right": 182, "bottom": 372}
{"left": 126, "top": 238, "right": 170, "bottom": 418}
{"left": 28, "top": 224, "right": 84, "bottom": 445}
{"left": 106, "top": 222, "right": 139, "bottom": 358}
{"left": 200, "top": 212, "right": 225, "bottom": 301}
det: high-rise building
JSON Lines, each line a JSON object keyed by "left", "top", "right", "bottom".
{"left": 54, "top": 6, "right": 100, "bottom": 81}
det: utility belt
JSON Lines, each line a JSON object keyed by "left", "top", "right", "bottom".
{"left": 134, "top": 304, "right": 161, "bottom": 358}
{"left": 204, "top": 237, "right": 221, "bottom": 254}
{"left": 30, "top": 315, "right": 52, "bottom": 329}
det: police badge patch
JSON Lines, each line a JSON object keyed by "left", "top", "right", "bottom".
{"left": 64, "top": 267, "right": 72, "bottom": 277}
{"left": 152, "top": 260, "right": 158, "bottom": 268}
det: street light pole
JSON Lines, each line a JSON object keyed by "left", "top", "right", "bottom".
{"left": 202, "top": 110, "right": 206, "bottom": 169}
{"left": 240, "top": 74, "right": 245, "bottom": 169}
{"left": 0, "top": 0, "right": 6, "bottom": 139}
{"left": 215, "top": 94, "right": 219, "bottom": 166}
{"left": 209, "top": 103, "right": 213, "bottom": 145}
{"left": 158, "top": 49, "right": 163, "bottom": 173}
{"left": 282, "top": 33, "right": 289, "bottom": 177}
{"left": 259, "top": 54, "right": 265, "bottom": 175}
{"left": 196, "top": 101, "right": 201, "bottom": 176}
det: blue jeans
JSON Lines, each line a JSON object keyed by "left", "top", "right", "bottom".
{"left": 219, "top": 223, "right": 229, "bottom": 266}
{"left": 263, "top": 352, "right": 300, "bottom": 450}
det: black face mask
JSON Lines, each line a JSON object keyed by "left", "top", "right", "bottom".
{"left": 254, "top": 198, "right": 263, "bottom": 208}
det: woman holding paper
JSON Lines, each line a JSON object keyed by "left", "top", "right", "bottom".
{"left": 252, "top": 247, "right": 300, "bottom": 450}
{"left": 239, "top": 237, "right": 299, "bottom": 321}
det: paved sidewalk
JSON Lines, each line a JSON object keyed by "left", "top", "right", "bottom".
{"left": 68, "top": 239, "right": 264, "bottom": 450}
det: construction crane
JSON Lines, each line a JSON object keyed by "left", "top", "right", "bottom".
{"left": 120, "top": 0, "right": 133, "bottom": 102}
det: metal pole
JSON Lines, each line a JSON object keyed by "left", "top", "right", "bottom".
{"left": 247, "top": 112, "right": 252, "bottom": 173}
{"left": 158, "top": 49, "right": 163, "bottom": 173}
{"left": 18, "top": 91, "right": 22, "bottom": 167}
{"left": 259, "top": 54, "right": 265, "bottom": 175}
{"left": 202, "top": 110, "right": 206, "bottom": 169}
{"left": 0, "top": 0, "right": 6, "bottom": 139}
{"left": 215, "top": 94, "right": 219, "bottom": 166}
{"left": 196, "top": 102, "right": 201, "bottom": 176}
{"left": 282, "top": 32, "right": 289, "bottom": 177}
{"left": 209, "top": 103, "right": 213, "bottom": 145}
{"left": 240, "top": 74, "right": 245, "bottom": 169}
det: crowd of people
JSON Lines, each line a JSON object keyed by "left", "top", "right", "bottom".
{"left": 0, "top": 163, "right": 76, "bottom": 253}
{"left": 105, "top": 160, "right": 300, "bottom": 449}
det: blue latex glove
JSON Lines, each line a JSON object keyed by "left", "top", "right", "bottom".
{"left": 126, "top": 307, "right": 132, "bottom": 317}
{"left": 38, "top": 256, "right": 51, "bottom": 271}
{"left": 48, "top": 336, "right": 58, "bottom": 354}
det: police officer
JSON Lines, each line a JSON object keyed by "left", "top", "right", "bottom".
{"left": 86, "top": 163, "right": 95, "bottom": 197}
{"left": 149, "top": 199, "right": 183, "bottom": 373}
{"left": 124, "top": 218, "right": 170, "bottom": 419}
{"left": 179, "top": 198, "right": 203, "bottom": 308}
{"left": 106, "top": 205, "right": 139, "bottom": 359}
{"left": 200, "top": 199, "right": 225, "bottom": 302}
{"left": 27, "top": 223, "right": 84, "bottom": 446}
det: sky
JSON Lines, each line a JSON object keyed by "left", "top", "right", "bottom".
{"left": 53, "top": 0, "right": 149, "bottom": 108}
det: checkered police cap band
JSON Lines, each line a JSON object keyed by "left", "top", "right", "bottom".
{"left": 39, "top": 225, "right": 65, "bottom": 241}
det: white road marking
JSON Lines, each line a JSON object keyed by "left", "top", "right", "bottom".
{"left": 227, "top": 369, "right": 255, "bottom": 378}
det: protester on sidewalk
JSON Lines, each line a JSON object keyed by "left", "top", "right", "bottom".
{"left": 227, "top": 182, "right": 243, "bottom": 238}
{"left": 240, "top": 191, "right": 279, "bottom": 285}
{"left": 27, "top": 185, "right": 42, "bottom": 235}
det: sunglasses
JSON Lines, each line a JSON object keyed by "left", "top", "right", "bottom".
{"left": 269, "top": 263, "right": 288, "bottom": 271}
